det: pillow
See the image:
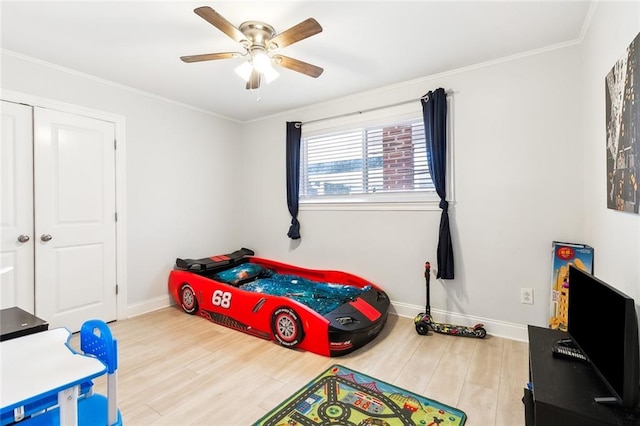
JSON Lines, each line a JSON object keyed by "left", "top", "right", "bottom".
{"left": 214, "top": 263, "right": 263, "bottom": 285}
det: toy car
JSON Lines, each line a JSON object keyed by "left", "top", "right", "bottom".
{"left": 168, "top": 248, "right": 390, "bottom": 357}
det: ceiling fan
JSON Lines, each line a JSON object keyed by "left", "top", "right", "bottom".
{"left": 181, "top": 6, "right": 324, "bottom": 90}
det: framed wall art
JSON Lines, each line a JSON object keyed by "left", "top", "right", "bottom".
{"left": 606, "top": 32, "right": 639, "bottom": 214}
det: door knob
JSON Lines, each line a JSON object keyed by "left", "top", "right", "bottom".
{"left": 40, "top": 234, "right": 53, "bottom": 242}
{"left": 17, "top": 234, "right": 30, "bottom": 243}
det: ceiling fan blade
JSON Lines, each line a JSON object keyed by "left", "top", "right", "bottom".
{"left": 268, "top": 18, "right": 322, "bottom": 50}
{"left": 246, "top": 70, "right": 261, "bottom": 90}
{"left": 194, "top": 6, "right": 246, "bottom": 44}
{"left": 273, "top": 55, "right": 323, "bottom": 78}
{"left": 180, "top": 52, "right": 241, "bottom": 63}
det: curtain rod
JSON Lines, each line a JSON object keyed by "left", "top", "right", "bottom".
{"left": 298, "top": 89, "right": 453, "bottom": 127}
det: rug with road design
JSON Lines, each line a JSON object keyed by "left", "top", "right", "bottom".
{"left": 253, "top": 364, "right": 467, "bottom": 426}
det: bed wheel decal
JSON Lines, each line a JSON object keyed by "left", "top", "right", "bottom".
{"left": 180, "top": 283, "right": 199, "bottom": 314}
{"left": 271, "top": 306, "right": 304, "bottom": 348}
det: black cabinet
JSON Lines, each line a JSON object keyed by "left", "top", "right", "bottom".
{"left": 0, "top": 307, "right": 48, "bottom": 341}
{"left": 526, "top": 325, "right": 639, "bottom": 426}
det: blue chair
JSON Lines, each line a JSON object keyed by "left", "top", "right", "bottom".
{"left": 19, "top": 320, "right": 122, "bottom": 426}
{"left": 78, "top": 319, "right": 122, "bottom": 426}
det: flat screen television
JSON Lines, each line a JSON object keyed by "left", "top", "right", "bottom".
{"left": 567, "top": 265, "right": 640, "bottom": 408}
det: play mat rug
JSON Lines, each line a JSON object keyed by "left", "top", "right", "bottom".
{"left": 253, "top": 364, "right": 467, "bottom": 426}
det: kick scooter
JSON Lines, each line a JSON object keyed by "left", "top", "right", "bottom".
{"left": 414, "top": 262, "right": 487, "bottom": 338}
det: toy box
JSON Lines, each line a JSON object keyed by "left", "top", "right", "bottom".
{"left": 548, "top": 241, "right": 594, "bottom": 330}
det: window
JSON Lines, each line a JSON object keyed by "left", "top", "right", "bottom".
{"left": 300, "top": 116, "right": 436, "bottom": 207}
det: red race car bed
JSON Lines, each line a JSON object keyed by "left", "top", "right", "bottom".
{"left": 168, "top": 248, "right": 390, "bottom": 357}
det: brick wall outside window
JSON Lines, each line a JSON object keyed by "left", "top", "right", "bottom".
{"left": 382, "top": 125, "right": 414, "bottom": 190}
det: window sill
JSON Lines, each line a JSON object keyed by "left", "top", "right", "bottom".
{"left": 299, "top": 199, "right": 447, "bottom": 211}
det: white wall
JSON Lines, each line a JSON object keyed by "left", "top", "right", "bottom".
{"left": 1, "top": 52, "right": 243, "bottom": 314}
{"left": 580, "top": 1, "right": 640, "bottom": 301}
{"left": 240, "top": 45, "right": 584, "bottom": 339}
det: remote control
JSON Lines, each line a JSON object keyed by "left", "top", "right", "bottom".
{"left": 551, "top": 343, "right": 587, "bottom": 361}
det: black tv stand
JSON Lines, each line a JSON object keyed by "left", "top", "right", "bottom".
{"left": 525, "top": 325, "right": 640, "bottom": 425}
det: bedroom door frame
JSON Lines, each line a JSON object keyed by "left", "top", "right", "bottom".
{"left": 1, "top": 89, "right": 128, "bottom": 323}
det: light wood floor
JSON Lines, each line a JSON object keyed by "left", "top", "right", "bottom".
{"left": 77, "top": 307, "right": 529, "bottom": 425}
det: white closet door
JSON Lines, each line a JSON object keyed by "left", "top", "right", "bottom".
{"left": 1, "top": 101, "right": 35, "bottom": 312}
{"left": 34, "top": 107, "right": 117, "bottom": 331}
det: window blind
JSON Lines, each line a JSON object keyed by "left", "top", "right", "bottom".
{"left": 300, "top": 117, "right": 433, "bottom": 200}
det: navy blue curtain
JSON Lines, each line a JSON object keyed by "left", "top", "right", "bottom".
{"left": 421, "top": 88, "right": 454, "bottom": 279}
{"left": 286, "top": 121, "right": 302, "bottom": 239}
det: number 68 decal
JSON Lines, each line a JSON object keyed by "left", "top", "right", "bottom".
{"left": 212, "top": 290, "right": 232, "bottom": 308}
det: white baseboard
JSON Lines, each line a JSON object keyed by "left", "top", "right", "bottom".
{"left": 391, "top": 301, "right": 528, "bottom": 342}
{"left": 125, "top": 295, "right": 173, "bottom": 319}
{"left": 122, "top": 297, "right": 528, "bottom": 342}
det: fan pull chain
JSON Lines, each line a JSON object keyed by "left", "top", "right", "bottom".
{"left": 255, "top": 85, "right": 262, "bottom": 102}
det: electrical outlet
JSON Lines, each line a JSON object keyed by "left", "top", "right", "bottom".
{"left": 521, "top": 288, "right": 534, "bottom": 304}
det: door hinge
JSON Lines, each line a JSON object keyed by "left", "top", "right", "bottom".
{"left": 114, "top": 139, "right": 117, "bottom": 150}
{"left": 115, "top": 212, "right": 118, "bottom": 222}
{"left": 116, "top": 284, "right": 119, "bottom": 295}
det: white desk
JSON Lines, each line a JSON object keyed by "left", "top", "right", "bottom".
{"left": 0, "top": 328, "right": 107, "bottom": 424}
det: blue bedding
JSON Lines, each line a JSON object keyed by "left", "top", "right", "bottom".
{"left": 240, "top": 274, "right": 371, "bottom": 315}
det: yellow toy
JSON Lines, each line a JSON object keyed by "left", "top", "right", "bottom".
{"left": 548, "top": 242, "right": 594, "bottom": 330}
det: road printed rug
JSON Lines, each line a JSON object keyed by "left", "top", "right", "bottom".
{"left": 253, "top": 364, "right": 467, "bottom": 426}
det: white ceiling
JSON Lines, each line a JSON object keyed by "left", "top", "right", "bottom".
{"left": 1, "top": 1, "right": 593, "bottom": 122}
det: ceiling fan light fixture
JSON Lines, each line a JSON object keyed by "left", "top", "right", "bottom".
{"left": 251, "top": 49, "right": 279, "bottom": 83}
{"left": 235, "top": 60, "right": 253, "bottom": 82}
{"left": 262, "top": 65, "right": 280, "bottom": 84}
{"left": 252, "top": 50, "right": 272, "bottom": 74}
